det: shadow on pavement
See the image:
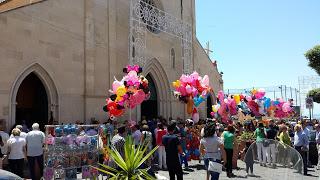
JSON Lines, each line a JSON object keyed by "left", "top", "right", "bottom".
{"left": 188, "top": 164, "right": 206, "bottom": 170}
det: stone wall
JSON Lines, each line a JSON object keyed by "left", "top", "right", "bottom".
{"left": 0, "top": 0, "right": 223, "bottom": 129}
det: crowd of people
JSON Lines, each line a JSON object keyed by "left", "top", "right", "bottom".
{"left": 0, "top": 116, "right": 319, "bottom": 180}
{"left": 0, "top": 120, "right": 45, "bottom": 180}
{"left": 106, "top": 116, "right": 320, "bottom": 180}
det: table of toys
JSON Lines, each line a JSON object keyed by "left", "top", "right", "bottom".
{"left": 43, "top": 124, "right": 102, "bottom": 180}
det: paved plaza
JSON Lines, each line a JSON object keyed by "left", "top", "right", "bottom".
{"left": 156, "top": 160, "right": 320, "bottom": 180}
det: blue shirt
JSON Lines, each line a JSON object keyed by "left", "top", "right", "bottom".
{"left": 294, "top": 131, "right": 309, "bottom": 147}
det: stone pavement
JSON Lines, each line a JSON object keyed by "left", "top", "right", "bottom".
{"left": 156, "top": 160, "right": 320, "bottom": 180}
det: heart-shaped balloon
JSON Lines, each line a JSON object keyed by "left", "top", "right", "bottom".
{"left": 107, "top": 101, "right": 123, "bottom": 117}
{"left": 129, "top": 90, "right": 145, "bottom": 109}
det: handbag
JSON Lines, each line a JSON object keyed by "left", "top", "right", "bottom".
{"left": 263, "top": 139, "right": 270, "bottom": 147}
{"left": 208, "top": 160, "right": 222, "bottom": 173}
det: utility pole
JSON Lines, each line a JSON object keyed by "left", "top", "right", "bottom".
{"left": 279, "top": 85, "right": 283, "bottom": 99}
{"left": 295, "top": 88, "right": 298, "bottom": 106}
{"left": 284, "top": 85, "right": 287, "bottom": 101}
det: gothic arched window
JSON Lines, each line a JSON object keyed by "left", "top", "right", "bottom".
{"left": 171, "top": 48, "right": 175, "bottom": 68}
{"left": 132, "top": 36, "right": 135, "bottom": 58}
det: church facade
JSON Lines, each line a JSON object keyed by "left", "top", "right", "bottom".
{"left": 0, "top": 0, "right": 223, "bottom": 130}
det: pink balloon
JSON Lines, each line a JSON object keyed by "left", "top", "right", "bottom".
{"left": 255, "top": 89, "right": 265, "bottom": 99}
{"left": 112, "top": 80, "right": 122, "bottom": 93}
{"left": 128, "top": 70, "right": 138, "bottom": 77}
{"left": 218, "top": 91, "right": 224, "bottom": 102}
{"left": 201, "top": 90, "right": 208, "bottom": 97}
{"left": 228, "top": 99, "right": 237, "bottom": 115}
{"left": 185, "top": 76, "right": 192, "bottom": 84}
{"left": 125, "top": 71, "right": 139, "bottom": 86}
{"left": 192, "top": 88, "right": 198, "bottom": 97}
{"left": 190, "top": 71, "right": 199, "bottom": 80}
{"left": 192, "top": 112, "right": 199, "bottom": 124}
{"left": 282, "top": 102, "right": 292, "bottom": 113}
{"left": 186, "top": 85, "right": 192, "bottom": 94}
{"left": 180, "top": 74, "right": 188, "bottom": 83}
{"left": 177, "top": 86, "right": 187, "bottom": 96}
{"left": 246, "top": 96, "right": 252, "bottom": 101}
{"left": 201, "top": 75, "right": 209, "bottom": 87}
{"left": 129, "top": 90, "right": 146, "bottom": 109}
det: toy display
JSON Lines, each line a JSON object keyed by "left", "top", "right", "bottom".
{"left": 44, "top": 124, "right": 100, "bottom": 180}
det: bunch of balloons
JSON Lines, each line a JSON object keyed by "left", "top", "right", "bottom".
{"left": 172, "top": 71, "right": 212, "bottom": 123}
{"left": 211, "top": 88, "right": 295, "bottom": 124}
{"left": 103, "top": 65, "right": 150, "bottom": 117}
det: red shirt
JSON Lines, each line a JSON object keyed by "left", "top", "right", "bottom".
{"left": 156, "top": 129, "right": 167, "bottom": 146}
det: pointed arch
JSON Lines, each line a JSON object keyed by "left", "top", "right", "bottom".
{"left": 9, "top": 62, "right": 59, "bottom": 129}
{"left": 138, "top": 58, "right": 172, "bottom": 120}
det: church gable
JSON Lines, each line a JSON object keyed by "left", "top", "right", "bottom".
{"left": 0, "top": 0, "right": 44, "bottom": 13}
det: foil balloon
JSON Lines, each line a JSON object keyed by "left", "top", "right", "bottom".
{"left": 104, "top": 65, "right": 150, "bottom": 118}
{"left": 187, "top": 98, "right": 194, "bottom": 114}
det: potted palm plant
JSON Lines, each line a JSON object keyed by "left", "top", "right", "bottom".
{"left": 92, "top": 137, "right": 158, "bottom": 180}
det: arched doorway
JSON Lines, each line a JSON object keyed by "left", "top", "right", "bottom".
{"left": 16, "top": 73, "right": 48, "bottom": 131}
{"left": 141, "top": 74, "right": 158, "bottom": 119}
{"left": 10, "top": 63, "right": 59, "bottom": 132}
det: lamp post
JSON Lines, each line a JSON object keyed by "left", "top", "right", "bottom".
{"left": 279, "top": 85, "right": 283, "bottom": 99}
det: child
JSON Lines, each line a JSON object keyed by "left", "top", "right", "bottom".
{"left": 243, "top": 142, "right": 254, "bottom": 177}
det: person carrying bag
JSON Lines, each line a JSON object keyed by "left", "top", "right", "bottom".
{"left": 200, "top": 122, "right": 226, "bottom": 180}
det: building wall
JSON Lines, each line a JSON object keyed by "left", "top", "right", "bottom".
{"left": 193, "top": 39, "right": 223, "bottom": 118}
{"left": 0, "top": 0, "right": 85, "bottom": 129}
{"left": 0, "top": 0, "right": 223, "bottom": 130}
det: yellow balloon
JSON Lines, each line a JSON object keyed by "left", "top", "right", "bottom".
{"left": 172, "top": 80, "right": 181, "bottom": 88}
{"left": 212, "top": 105, "right": 219, "bottom": 113}
{"left": 115, "top": 96, "right": 123, "bottom": 102}
{"left": 176, "top": 80, "right": 181, "bottom": 87}
{"left": 234, "top": 94, "right": 240, "bottom": 104}
{"left": 172, "top": 82, "right": 177, "bottom": 88}
{"left": 116, "top": 86, "right": 126, "bottom": 97}
{"left": 251, "top": 89, "right": 257, "bottom": 95}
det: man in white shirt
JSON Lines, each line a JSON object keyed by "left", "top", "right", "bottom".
{"left": 302, "top": 120, "right": 311, "bottom": 167}
{"left": 26, "top": 123, "right": 45, "bottom": 180}
{"left": 132, "top": 125, "right": 142, "bottom": 147}
{"left": 0, "top": 119, "right": 9, "bottom": 169}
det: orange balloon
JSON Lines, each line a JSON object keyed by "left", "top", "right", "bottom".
{"left": 187, "top": 98, "right": 194, "bottom": 114}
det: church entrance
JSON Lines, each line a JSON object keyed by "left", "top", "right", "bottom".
{"left": 141, "top": 74, "right": 158, "bottom": 120}
{"left": 15, "top": 73, "right": 48, "bottom": 131}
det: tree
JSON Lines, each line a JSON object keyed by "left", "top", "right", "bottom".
{"left": 305, "top": 45, "right": 320, "bottom": 75}
{"left": 307, "top": 88, "right": 320, "bottom": 103}
{"left": 92, "top": 137, "right": 157, "bottom": 180}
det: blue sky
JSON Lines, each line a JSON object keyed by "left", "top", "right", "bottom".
{"left": 196, "top": 0, "right": 320, "bottom": 90}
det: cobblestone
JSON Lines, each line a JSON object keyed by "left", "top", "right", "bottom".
{"left": 156, "top": 160, "right": 319, "bottom": 180}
